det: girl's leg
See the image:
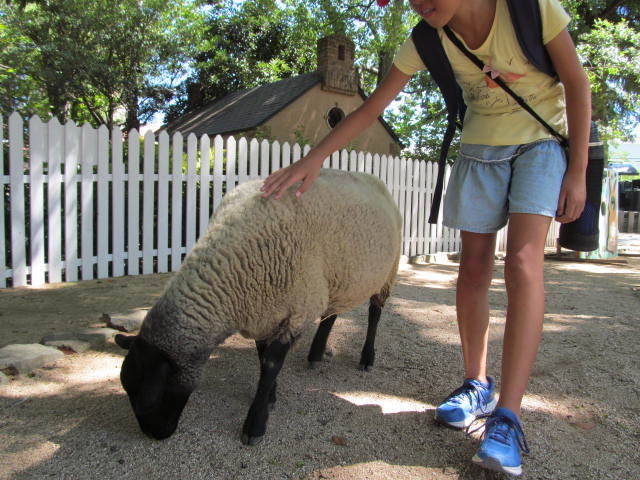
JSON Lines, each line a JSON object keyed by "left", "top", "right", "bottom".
{"left": 456, "top": 230, "right": 497, "bottom": 382}
{"left": 435, "top": 230, "right": 498, "bottom": 428}
{"left": 498, "top": 212, "right": 551, "bottom": 413}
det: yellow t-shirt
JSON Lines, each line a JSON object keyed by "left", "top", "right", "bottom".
{"left": 393, "top": 0, "right": 571, "bottom": 146}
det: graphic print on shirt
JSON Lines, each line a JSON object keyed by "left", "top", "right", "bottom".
{"left": 481, "top": 57, "right": 526, "bottom": 88}
{"left": 459, "top": 56, "right": 535, "bottom": 112}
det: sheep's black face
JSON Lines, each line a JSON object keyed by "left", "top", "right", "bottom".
{"left": 116, "top": 334, "right": 192, "bottom": 440}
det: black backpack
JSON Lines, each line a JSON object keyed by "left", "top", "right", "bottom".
{"left": 410, "top": 0, "right": 558, "bottom": 223}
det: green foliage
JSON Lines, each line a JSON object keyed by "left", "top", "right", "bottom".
{"left": 577, "top": 18, "right": 640, "bottom": 142}
{"left": 2, "top": 0, "right": 639, "bottom": 152}
{"left": 0, "top": 17, "right": 50, "bottom": 117}
{"left": 293, "top": 125, "right": 313, "bottom": 148}
{"left": 0, "top": 0, "right": 206, "bottom": 130}
{"left": 562, "top": 1, "right": 640, "bottom": 142}
{"left": 562, "top": 0, "right": 640, "bottom": 37}
{"left": 254, "top": 125, "right": 275, "bottom": 143}
{"left": 166, "top": 0, "right": 318, "bottom": 121}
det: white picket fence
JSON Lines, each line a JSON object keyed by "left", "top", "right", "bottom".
{"left": 0, "top": 113, "right": 558, "bottom": 288}
{"left": 618, "top": 211, "right": 640, "bottom": 233}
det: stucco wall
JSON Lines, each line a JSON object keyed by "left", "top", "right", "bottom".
{"left": 258, "top": 84, "right": 401, "bottom": 157}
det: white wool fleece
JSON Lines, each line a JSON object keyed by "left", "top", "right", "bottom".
{"left": 139, "top": 169, "right": 402, "bottom": 379}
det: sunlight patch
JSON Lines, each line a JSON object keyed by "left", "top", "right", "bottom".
{"left": 554, "top": 263, "right": 639, "bottom": 276}
{"left": 2, "top": 353, "right": 122, "bottom": 398}
{"left": 403, "top": 266, "right": 457, "bottom": 284}
{"left": 545, "top": 314, "right": 612, "bottom": 325}
{"left": 331, "top": 391, "right": 434, "bottom": 414}
{"left": 0, "top": 440, "right": 59, "bottom": 477}
{"left": 314, "top": 460, "right": 439, "bottom": 478}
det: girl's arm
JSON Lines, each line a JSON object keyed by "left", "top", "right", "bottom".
{"left": 261, "top": 65, "right": 412, "bottom": 199}
{"left": 545, "top": 28, "right": 591, "bottom": 223}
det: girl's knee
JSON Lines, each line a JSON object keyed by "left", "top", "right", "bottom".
{"left": 504, "top": 252, "right": 543, "bottom": 288}
{"left": 459, "top": 256, "right": 494, "bottom": 289}
{"left": 459, "top": 231, "right": 496, "bottom": 289}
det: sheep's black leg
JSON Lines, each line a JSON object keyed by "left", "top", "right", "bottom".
{"left": 255, "top": 340, "right": 277, "bottom": 408}
{"left": 242, "top": 338, "right": 291, "bottom": 446}
{"left": 307, "top": 314, "right": 337, "bottom": 368}
{"left": 359, "top": 299, "right": 382, "bottom": 371}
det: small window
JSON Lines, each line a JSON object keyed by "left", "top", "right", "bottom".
{"left": 338, "top": 45, "right": 345, "bottom": 61}
{"left": 327, "top": 107, "right": 345, "bottom": 128}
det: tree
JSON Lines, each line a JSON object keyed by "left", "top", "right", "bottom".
{"left": 0, "top": 12, "right": 51, "bottom": 118}
{"left": 0, "top": 0, "right": 205, "bottom": 130}
{"left": 167, "top": 0, "right": 319, "bottom": 121}
{"left": 3, "top": 0, "right": 639, "bottom": 148}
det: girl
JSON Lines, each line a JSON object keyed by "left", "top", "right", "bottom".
{"left": 261, "top": 0, "right": 590, "bottom": 475}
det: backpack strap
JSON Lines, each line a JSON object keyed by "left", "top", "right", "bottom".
{"left": 411, "top": 21, "right": 466, "bottom": 129}
{"left": 411, "top": 20, "right": 464, "bottom": 224}
{"left": 506, "top": 0, "right": 557, "bottom": 78}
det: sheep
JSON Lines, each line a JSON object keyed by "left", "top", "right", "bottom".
{"left": 115, "top": 168, "right": 403, "bottom": 445}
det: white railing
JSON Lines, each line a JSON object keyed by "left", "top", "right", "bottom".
{"left": 618, "top": 210, "right": 640, "bottom": 233}
{"left": 0, "top": 112, "right": 558, "bottom": 288}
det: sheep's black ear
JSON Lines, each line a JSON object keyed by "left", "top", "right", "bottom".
{"left": 115, "top": 334, "right": 137, "bottom": 350}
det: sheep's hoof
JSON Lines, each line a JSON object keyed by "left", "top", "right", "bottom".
{"left": 324, "top": 348, "right": 334, "bottom": 359}
{"left": 308, "top": 360, "right": 320, "bottom": 370}
{"left": 241, "top": 433, "right": 263, "bottom": 446}
{"left": 268, "top": 401, "right": 276, "bottom": 412}
{"left": 358, "top": 364, "right": 373, "bottom": 372}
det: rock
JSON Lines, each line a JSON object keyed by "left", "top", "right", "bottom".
{"left": 43, "top": 339, "right": 91, "bottom": 353}
{"left": 409, "top": 252, "right": 452, "bottom": 264}
{"left": 574, "top": 422, "right": 597, "bottom": 430}
{"left": 0, "top": 371, "right": 8, "bottom": 385}
{"left": 40, "top": 328, "right": 119, "bottom": 348}
{"left": 0, "top": 344, "right": 64, "bottom": 375}
{"left": 103, "top": 309, "right": 147, "bottom": 332}
{"left": 330, "top": 436, "right": 347, "bottom": 446}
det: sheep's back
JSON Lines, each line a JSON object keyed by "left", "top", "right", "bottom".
{"left": 301, "top": 170, "right": 402, "bottom": 314}
{"left": 219, "top": 169, "right": 401, "bottom": 314}
{"left": 164, "top": 169, "right": 402, "bottom": 342}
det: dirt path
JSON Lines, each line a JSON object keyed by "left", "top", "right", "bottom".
{"left": 1, "top": 258, "right": 639, "bottom": 480}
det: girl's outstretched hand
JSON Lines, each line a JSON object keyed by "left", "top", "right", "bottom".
{"left": 260, "top": 155, "right": 323, "bottom": 199}
{"left": 555, "top": 170, "right": 586, "bottom": 223}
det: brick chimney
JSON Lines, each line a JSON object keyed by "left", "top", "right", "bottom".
{"left": 317, "top": 34, "right": 358, "bottom": 96}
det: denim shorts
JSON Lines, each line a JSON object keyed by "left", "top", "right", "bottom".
{"left": 442, "top": 139, "right": 567, "bottom": 234}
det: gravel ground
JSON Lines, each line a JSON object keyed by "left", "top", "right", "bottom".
{"left": 1, "top": 257, "right": 639, "bottom": 480}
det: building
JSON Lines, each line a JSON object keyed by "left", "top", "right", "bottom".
{"left": 164, "top": 34, "right": 403, "bottom": 156}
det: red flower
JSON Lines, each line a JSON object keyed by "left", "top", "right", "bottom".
{"left": 377, "top": 0, "right": 391, "bottom": 6}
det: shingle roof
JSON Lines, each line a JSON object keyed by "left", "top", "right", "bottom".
{"left": 163, "top": 71, "right": 403, "bottom": 147}
{"left": 164, "top": 73, "right": 322, "bottom": 138}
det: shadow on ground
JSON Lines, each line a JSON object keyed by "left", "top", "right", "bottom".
{"left": 1, "top": 260, "right": 639, "bottom": 480}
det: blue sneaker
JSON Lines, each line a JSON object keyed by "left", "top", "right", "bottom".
{"left": 434, "top": 377, "right": 497, "bottom": 428}
{"left": 470, "top": 407, "right": 530, "bottom": 476}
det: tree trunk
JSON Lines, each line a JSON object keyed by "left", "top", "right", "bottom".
{"left": 46, "top": 84, "right": 68, "bottom": 123}
{"left": 125, "top": 89, "right": 140, "bottom": 132}
{"left": 125, "top": 53, "right": 141, "bottom": 132}
{"left": 377, "top": 50, "right": 394, "bottom": 87}
{"left": 106, "top": 98, "right": 115, "bottom": 132}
